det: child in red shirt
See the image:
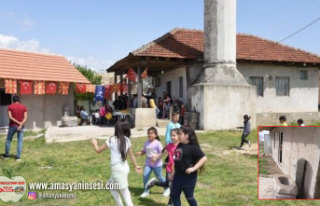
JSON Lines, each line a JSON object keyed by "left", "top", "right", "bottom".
{"left": 146, "top": 128, "right": 180, "bottom": 205}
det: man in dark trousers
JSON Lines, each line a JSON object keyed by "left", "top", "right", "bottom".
{"left": 1, "top": 95, "right": 28, "bottom": 161}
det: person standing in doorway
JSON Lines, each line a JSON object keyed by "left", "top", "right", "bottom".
{"left": 1, "top": 96, "right": 27, "bottom": 161}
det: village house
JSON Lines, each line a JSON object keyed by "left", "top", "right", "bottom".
{"left": 263, "top": 127, "right": 320, "bottom": 199}
{"left": 0, "top": 48, "right": 90, "bottom": 130}
{"left": 107, "top": 28, "right": 320, "bottom": 129}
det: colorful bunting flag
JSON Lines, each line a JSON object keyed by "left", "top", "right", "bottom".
{"left": 104, "top": 85, "right": 113, "bottom": 97}
{"left": 34, "top": 81, "right": 45, "bottom": 95}
{"left": 59, "top": 82, "right": 69, "bottom": 95}
{"left": 127, "top": 68, "right": 137, "bottom": 83}
{"left": 112, "top": 84, "right": 121, "bottom": 93}
{"left": 20, "top": 81, "right": 32, "bottom": 94}
{"left": 75, "top": 84, "right": 87, "bottom": 94}
{"left": 141, "top": 68, "right": 148, "bottom": 79}
{"left": 86, "top": 84, "right": 96, "bottom": 93}
{"left": 95, "top": 86, "right": 105, "bottom": 103}
{"left": 121, "top": 84, "right": 128, "bottom": 93}
{"left": 5, "top": 79, "right": 17, "bottom": 94}
{"left": 46, "top": 82, "right": 57, "bottom": 94}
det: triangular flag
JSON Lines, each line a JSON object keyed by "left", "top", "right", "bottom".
{"left": 34, "top": 81, "right": 45, "bottom": 95}
{"left": 20, "top": 81, "right": 32, "bottom": 94}
{"left": 141, "top": 68, "right": 148, "bottom": 79}
{"left": 127, "top": 68, "right": 137, "bottom": 83}
{"left": 5, "top": 79, "right": 17, "bottom": 94}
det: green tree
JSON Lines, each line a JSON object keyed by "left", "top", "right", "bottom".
{"left": 73, "top": 63, "right": 102, "bottom": 102}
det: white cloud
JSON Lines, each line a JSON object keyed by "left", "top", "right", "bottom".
{"left": 0, "top": 33, "right": 50, "bottom": 53}
{"left": 0, "top": 33, "right": 112, "bottom": 72}
{"left": 67, "top": 56, "right": 114, "bottom": 72}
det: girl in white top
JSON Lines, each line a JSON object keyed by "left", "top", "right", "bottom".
{"left": 91, "top": 120, "right": 142, "bottom": 206}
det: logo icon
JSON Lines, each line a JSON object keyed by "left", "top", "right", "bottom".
{"left": 0, "top": 169, "right": 27, "bottom": 202}
{"left": 14, "top": 186, "right": 25, "bottom": 194}
{"left": 28, "top": 192, "right": 36, "bottom": 200}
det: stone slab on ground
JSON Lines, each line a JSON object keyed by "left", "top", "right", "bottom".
{"left": 259, "top": 177, "right": 274, "bottom": 199}
{"left": 45, "top": 126, "right": 205, "bottom": 143}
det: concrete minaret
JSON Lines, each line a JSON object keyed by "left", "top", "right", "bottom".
{"left": 192, "top": 0, "right": 256, "bottom": 131}
{"left": 197, "top": 0, "right": 247, "bottom": 85}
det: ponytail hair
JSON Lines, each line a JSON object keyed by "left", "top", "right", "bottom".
{"left": 180, "top": 127, "right": 205, "bottom": 173}
{"left": 113, "top": 120, "right": 131, "bottom": 162}
{"left": 148, "top": 127, "right": 160, "bottom": 141}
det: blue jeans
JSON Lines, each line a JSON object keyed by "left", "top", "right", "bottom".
{"left": 155, "top": 108, "right": 160, "bottom": 118}
{"left": 143, "top": 166, "right": 165, "bottom": 192}
{"left": 5, "top": 126, "right": 24, "bottom": 158}
{"left": 171, "top": 175, "right": 198, "bottom": 206}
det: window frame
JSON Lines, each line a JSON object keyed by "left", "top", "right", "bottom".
{"left": 249, "top": 76, "right": 264, "bottom": 97}
{"left": 276, "top": 77, "right": 290, "bottom": 96}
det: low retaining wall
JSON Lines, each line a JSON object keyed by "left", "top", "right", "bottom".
{"left": 257, "top": 112, "right": 320, "bottom": 126}
{"left": 134, "top": 108, "right": 156, "bottom": 129}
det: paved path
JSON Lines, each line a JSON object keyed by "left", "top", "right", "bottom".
{"left": 45, "top": 126, "right": 204, "bottom": 143}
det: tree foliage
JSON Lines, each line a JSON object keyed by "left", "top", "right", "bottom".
{"left": 73, "top": 63, "right": 102, "bottom": 101}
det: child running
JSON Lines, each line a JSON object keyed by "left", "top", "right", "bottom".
{"left": 170, "top": 127, "right": 207, "bottom": 206}
{"left": 165, "top": 112, "right": 181, "bottom": 146}
{"left": 136, "top": 127, "right": 167, "bottom": 198}
{"left": 91, "top": 120, "right": 142, "bottom": 206}
{"left": 239, "top": 114, "right": 251, "bottom": 149}
{"left": 146, "top": 128, "right": 180, "bottom": 206}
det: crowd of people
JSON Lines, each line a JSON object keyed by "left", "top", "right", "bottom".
{"left": 130, "top": 89, "right": 185, "bottom": 124}
{"left": 91, "top": 111, "right": 207, "bottom": 206}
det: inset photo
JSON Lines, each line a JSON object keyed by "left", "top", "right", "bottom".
{"left": 258, "top": 126, "right": 320, "bottom": 200}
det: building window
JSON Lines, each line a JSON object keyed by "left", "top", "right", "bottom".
{"left": 166, "top": 81, "right": 171, "bottom": 95}
{"left": 300, "top": 70, "right": 308, "bottom": 80}
{"left": 276, "top": 77, "right": 290, "bottom": 96}
{"left": 179, "top": 77, "right": 183, "bottom": 98}
{"left": 0, "top": 89, "right": 11, "bottom": 106}
{"left": 250, "top": 77, "right": 264, "bottom": 96}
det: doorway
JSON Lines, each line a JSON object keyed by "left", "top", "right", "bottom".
{"left": 278, "top": 131, "right": 283, "bottom": 165}
{"left": 0, "top": 89, "right": 11, "bottom": 127}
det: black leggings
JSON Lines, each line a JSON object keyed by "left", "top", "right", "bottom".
{"left": 240, "top": 133, "right": 249, "bottom": 147}
{"left": 153, "top": 172, "right": 172, "bottom": 205}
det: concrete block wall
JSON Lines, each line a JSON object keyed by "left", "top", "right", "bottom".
{"left": 257, "top": 112, "right": 320, "bottom": 126}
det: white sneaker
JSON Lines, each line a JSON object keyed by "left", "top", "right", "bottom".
{"left": 145, "top": 177, "right": 157, "bottom": 190}
{"left": 140, "top": 191, "right": 149, "bottom": 198}
{"left": 163, "top": 188, "right": 170, "bottom": 197}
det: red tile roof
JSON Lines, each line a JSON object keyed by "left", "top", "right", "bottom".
{"left": 130, "top": 28, "right": 320, "bottom": 63}
{"left": 0, "top": 48, "right": 90, "bottom": 83}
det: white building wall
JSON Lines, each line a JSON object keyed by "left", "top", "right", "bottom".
{"left": 271, "top": 127, "right": 320, "bottom": 198}
{"left": 153, "top": 63, "right": 319, "bottom": 115}
{"left": 238, "top": 64, "right": 319, "bottom": 113}
{"left": 155, "top": 66, "right": 187, "bottom": 104}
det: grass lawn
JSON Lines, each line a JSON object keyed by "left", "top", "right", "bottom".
{"left": 0, "top": 130, "right": 319, "bottom": 206}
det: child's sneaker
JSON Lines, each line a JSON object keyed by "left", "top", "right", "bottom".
{"left": 140, "top": 191, "right": 149, "bottom": 198}
{"left": 163, "top": 188, "right": 170, "bottom": 197}
{"left": 1, "top": 154, "right": 9, "bottom": 160}
{"left": 146, "top": 178, "right": 156, "bottom": 190}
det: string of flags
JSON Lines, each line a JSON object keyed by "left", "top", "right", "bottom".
{"left": 5, "top": 79, "right": 68, "bottom": 95}
{"left": 4, "top": 68, "right": 148, "bottom": 96}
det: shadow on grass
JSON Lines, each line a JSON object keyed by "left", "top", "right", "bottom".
{"left": 130, "top": 187, "right": 166, "bottom": 206}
